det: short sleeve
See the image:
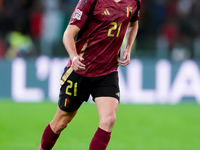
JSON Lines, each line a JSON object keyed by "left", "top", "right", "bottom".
{"left": 69, "top": 0, "right": 95, "bottom": 29}
{"left": 130, "top": 0, "right": 141, "bottom": 22}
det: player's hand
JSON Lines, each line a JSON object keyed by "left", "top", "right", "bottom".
{"left": 71, "top": 56, "right": 86, "bottom": 71}
{"left": 118, "top": 50, "right": 131, "bottom": 67}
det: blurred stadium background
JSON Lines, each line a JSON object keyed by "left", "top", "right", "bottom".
{"left": 0, "top": 0, "right": 200, "bottom": 150}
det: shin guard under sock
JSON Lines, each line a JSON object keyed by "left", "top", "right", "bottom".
{"left": 39, "top": 124, "right": 60, "bottom": 150}
{"left": 89, "top": 127, "right": 111, "bottom": 150}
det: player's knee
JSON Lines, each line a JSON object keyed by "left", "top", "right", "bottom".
{"left": 53, "top": 121, "right": 69, "bottom": 134}
{"left": 100, "top": 115, "right": 116, "bottom": 130}
{"left": 108, "top": 116, "right": 116, "bottom": 127}
{"left": 58, "top": 122, "right": 68, "bottom": 132}
{"left": 51, "top": 117, "right": 72, "bottom": 134}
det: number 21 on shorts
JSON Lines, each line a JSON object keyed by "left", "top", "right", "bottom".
{"left": 65, "top": 80, "right": 77, "bottom": 96}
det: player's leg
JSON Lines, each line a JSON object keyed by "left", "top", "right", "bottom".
{"left": 89, "top": 97, "right": 119, "bottom": 150}
{"left": 50, "top": 106, "right": 77, "bottom": 134}
{"left": 39, "top": 67, "right": 90, "bottom": 150}
{"left": 95, "top": 97, "right": 119, "bottom": 132}
{"left": 39, "top": 107, "right": 77, "bottom": 150}
{"left": 89, "top": 72, "right": 119, "bottom": 150}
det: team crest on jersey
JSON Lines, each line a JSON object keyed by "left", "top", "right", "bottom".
{"left": 73, "top": 9, "right": 83, "bottom": 20}
{"left": 126, "top": 7, "right": 132, "bottom": 18}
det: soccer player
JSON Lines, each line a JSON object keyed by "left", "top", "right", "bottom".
{"left": 39, "top": 0, "right": 141, "bottom": 149}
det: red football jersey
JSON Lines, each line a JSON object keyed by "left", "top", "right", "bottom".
{"left": 67, "top": 0, "right": 141, "bottom": 77}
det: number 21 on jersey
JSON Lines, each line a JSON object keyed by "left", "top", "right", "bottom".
{"left": 107, "top": 22, "right": 122, "bottom": 37}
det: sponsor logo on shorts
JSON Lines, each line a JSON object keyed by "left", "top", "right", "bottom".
{"left": 115, "top": 92, "right": 120, "bottom": 97}
{"left": 73, "top": 9, "right": 83, "bottom": 20}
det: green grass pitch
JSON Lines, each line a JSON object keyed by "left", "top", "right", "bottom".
{"left": 0, "top": 100, "right": 199, "bottom": 150}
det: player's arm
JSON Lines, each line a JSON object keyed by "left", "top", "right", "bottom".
{"left": 63, "top": 24, "right": 85, "bottom": 71}
{"left": 118, "top": 21, "right": 138, "bottom": 67}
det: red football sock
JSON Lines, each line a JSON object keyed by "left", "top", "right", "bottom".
{"left": 39, "top": 124, "right": 60, "bottom": 150}
{"left": 89, "top": 127, "right": 111, "bottom": 150}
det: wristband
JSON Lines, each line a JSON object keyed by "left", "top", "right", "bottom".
{"left": 72, "top": 56, "right": 78, "bottom": 62}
